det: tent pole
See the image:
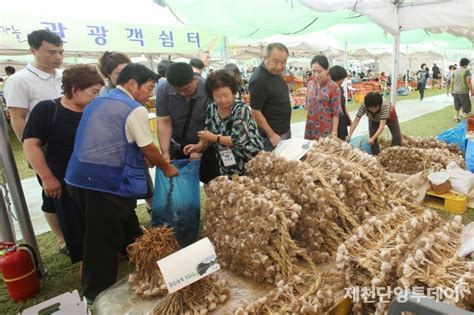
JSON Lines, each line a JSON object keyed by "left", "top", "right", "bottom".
{"left": 405, "top": 46, "right": 409, "bottom": 89}
{"left": 0, "top": 108, "right": 46, "bottom": 276}
{"left": 0, "top": 187, "right": 15, "bottom": 243}
{"left": 223, "top": 37, "right": 230, "bottom": 64}
{"left": 390, "top": 34, "right": 400, "bottom": 107}
{"left": 343, "top": 42, "right": 348, "bottom": 102}
{"left": 441, "top": 52, "right": 446, "bottom": 89}
{"left": 148, "top": 54, "right": 154, "bottom": 71}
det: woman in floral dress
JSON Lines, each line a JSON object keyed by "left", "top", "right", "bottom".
{"left": 304, "top": 55, "right": 341, "bottom": 140}
{"left": 184, "top": 70, "right": 263, "bottom": 179}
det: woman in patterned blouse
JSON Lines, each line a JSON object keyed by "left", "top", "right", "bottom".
{"left": 304, "top": 55, "right": 341, "bottom": 140}
{"left": 184, "top": 70, "right": 263, "bottom": 178}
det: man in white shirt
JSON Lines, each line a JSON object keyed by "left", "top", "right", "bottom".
{"left": 199, "top": 50, "right": 211, "bottom": 79}
{"left": 5, "top": 29, "right": 64, "bottom": 141}
{"left": 4, "top": 29, "right": 65, "bottom": 253}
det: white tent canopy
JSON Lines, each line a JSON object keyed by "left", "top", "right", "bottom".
{"left": 299, "top": 0, "right": 473, "bottom": 105}
{"left": 299, "top": 0, "right": 474, "bottom": 39}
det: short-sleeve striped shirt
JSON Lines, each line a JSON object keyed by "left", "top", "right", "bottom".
{"left": 356, "top": 102, "right": 391, "bottom": 122}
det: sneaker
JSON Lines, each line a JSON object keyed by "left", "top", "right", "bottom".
{"left": 59, "top": 245, "right": 70, "bottom": 256}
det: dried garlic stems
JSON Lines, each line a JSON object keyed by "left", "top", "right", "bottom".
{"left": 205, "top": 175, "right": 311, "bottom": 283}
{"left": 399, "top": 218, "right": 474, "bottom": 309}
{"left": 127, "top": 227, "right": 179, "bottom": 297}
{"left": 205, "top": 175, "right": 337, "bottom": 313}
{"left": 378, "top": 146, "right": 464, "bottom": 174}
{"left": 380, "top": 134, "right": 464, "bottom": 156}
{"left": 128, "top": 227, "right": 229, "bottom": 314}
{"left": 152, "top": 275, "right": 228, "bottom": 315}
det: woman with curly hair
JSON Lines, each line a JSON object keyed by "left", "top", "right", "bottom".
{"left": 184, "top": 70, "right": 263, "bottom": 180}
{"left": 23, "top": 65, "right": 104, "bottom": 262}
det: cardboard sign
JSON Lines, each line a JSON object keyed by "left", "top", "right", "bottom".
{"left": 273, "top": 139, "right": 315, "bottom": 160}
{"left": 157, "top": 237, "right": 220, "bottom": 294}
{"left": 22, "top": 290, "right": 88, "bottom": 315}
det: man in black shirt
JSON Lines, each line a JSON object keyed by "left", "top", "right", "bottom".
{"left": 249, "top": 43, "right": 291, "bottom": 151}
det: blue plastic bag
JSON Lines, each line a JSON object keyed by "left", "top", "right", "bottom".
{"left": 466, "top": 139, "right": 474, "bottom": 173}
{"left": 152, "top": 159, "right": 201, "bottom": 247}
{"left": 437, "top": 120, "right": 467, "bottom": 152}
{"left": 397, "top": 87, "right": 409, "bottom": 96}
{"left": 350, "top": 135, "right": 372, "bottom": 154}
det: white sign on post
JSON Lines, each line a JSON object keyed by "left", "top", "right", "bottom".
{"left": 157, "top": 237, "right": 220, "bottom": 294}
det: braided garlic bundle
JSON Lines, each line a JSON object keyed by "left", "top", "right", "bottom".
{"left": 380, "top": 134, "right": 464, "bottom": 156}
{"left": 205, "top": 175, "right": 307, "bottom": 283}
{"left": 378, "top": 146, "right": 465, "bottom": 174}
{"left": 246, "top": 152, "right": 356, "bottom": 263}
{"left": 235, "top": 271, "right": 344, "bottom": 314}
{"left": 378, "top": 146, "right": 441, "bottom": 174}
{"left": 398, "top": 217, "right": 474, "bottom": 310}
{"left": 424, "top": 148, "right": 465, "bottom": 169}
{"left": 336, "top": 204, "right": 441, "bottom": 314}
{"left": 205, "top": 175, "right": 343, "bottom": 313}
{"left": 152, "top": 274, "right": 228, "bottom": 315}
{"left": 127, "top": 227, "right": 179, "bottom": 297}
{"left": 310, "top": 138, "right": 418, "bottom": 202}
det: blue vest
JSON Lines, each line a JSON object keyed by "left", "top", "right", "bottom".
{"left": 65, "top": 88, "right": 147, "bottom": 198}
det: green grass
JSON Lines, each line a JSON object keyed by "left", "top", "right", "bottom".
{"left": 380, "top": 106, "right": 458, "bottom": 138}
{"left": 290, "top": 88, "right": 447, "bottom": 124}
{"left": 398, "top": 106, "right": 459, "bottom": 137}
{"left": 0, "top": 205, "right": 151, "bottom": 315}
{"left": 0, "top": 231, "right": 80, "bottom": 314}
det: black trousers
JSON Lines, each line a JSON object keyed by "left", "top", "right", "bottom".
{"left": 52, "top": 187, "right": 84, "bottom": 263}
{"left": 67, "top": 186, "right": 142, "bottom": 301}
{"left": 368, "top": 110, "right": 402, "bottom": 155}
{"left": 417, "top": 82, "right": 426, "bottom": 100}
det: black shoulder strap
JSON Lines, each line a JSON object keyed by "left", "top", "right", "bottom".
{"left": 180, "top": 98, "right": 197, "bottom": 143}
{"left": 51, "top": 99, "right": 60, "bottom": 125}
{"left": 48, "top": 99, "right": 59, "bottom": 135}
{"left": 42, "top": 99, "right": 59, "bottom": 151}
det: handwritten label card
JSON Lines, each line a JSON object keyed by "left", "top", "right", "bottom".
{"left": 157, "top": 237, "right": 220, "bottom": 293}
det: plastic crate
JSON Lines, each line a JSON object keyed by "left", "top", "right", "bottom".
{"left": 424, "top": 190, "right": 467, "bottom": 214}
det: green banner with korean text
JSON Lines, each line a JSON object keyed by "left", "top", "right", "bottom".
{"left": 0, "top": 17, "right": 223, "bottom": 54}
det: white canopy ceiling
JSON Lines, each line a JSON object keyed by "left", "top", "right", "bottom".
{"left": 299, "top": 0, "right": 474, "bottom": 40}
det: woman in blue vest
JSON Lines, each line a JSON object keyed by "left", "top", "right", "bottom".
{"left": 65, "top": 64, "right": 178, "bottom": 302}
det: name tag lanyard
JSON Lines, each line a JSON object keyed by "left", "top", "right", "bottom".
{"left": 216, "top": 114, "right": 237, "bottom": 167}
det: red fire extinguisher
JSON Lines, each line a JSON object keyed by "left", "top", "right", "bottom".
{"left": 0, "top": 242, "right": 40, "bottom": 301}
